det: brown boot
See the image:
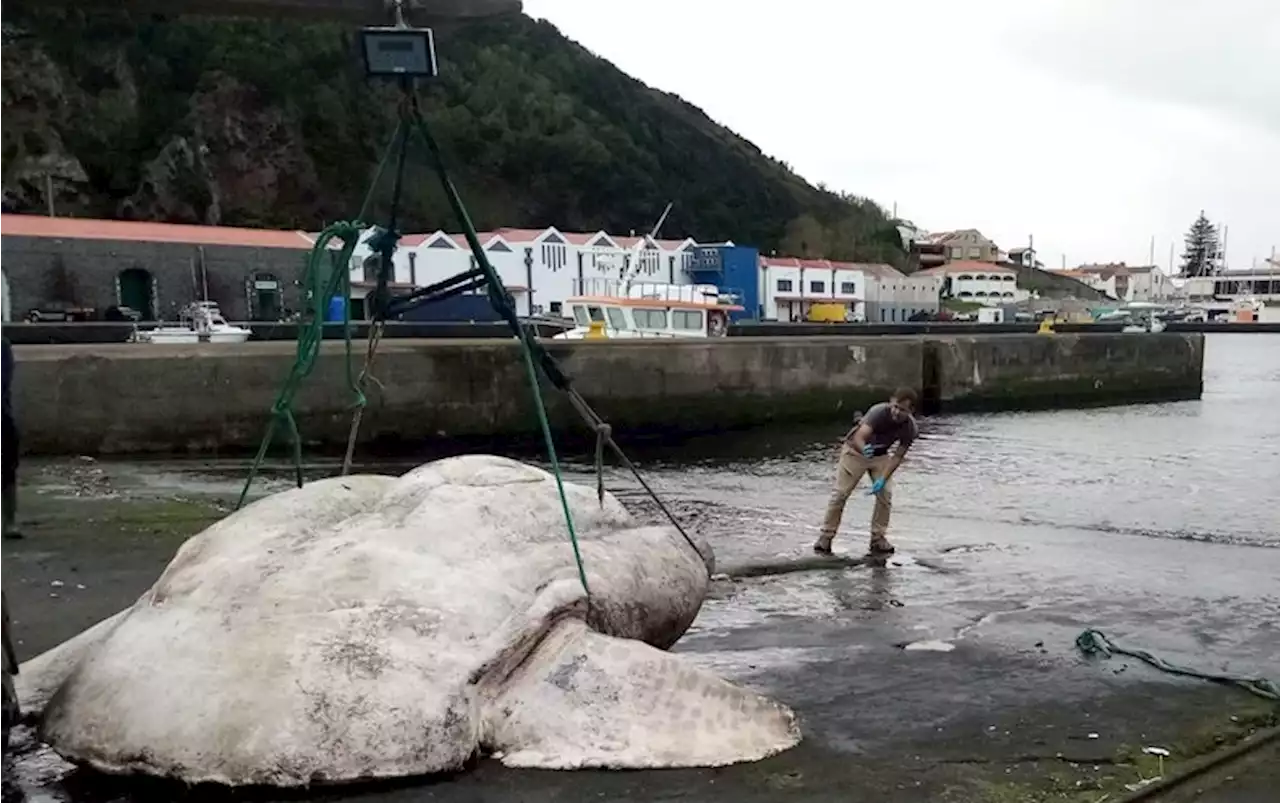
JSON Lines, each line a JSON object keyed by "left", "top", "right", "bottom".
{"left": 868, "top": 537, "right": 895, "bottom": 556}
{"left": 813, "top": 533, "right": 834, "bottom": 555}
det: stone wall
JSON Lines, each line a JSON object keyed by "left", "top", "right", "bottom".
{"left": 9, "top": 333, "right": 1205, "bottom": 456}
{"left": 1, "top": 234, "right": 309, "bottom": 322}
{"left": 927, "top": 332, "right": 1205, "bottom": 411}
{"left": 11, "top": 337, "right": 924, "bottom": 456}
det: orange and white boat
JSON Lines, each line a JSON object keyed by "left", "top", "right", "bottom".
{"left": 553, "top": 278, "right": 744, "bottom": 339}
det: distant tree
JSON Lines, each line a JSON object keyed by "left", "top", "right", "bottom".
{"left": 780, "top": 214, "right": 827, "bottom": 258}
{"left": 1180, "top": 211, "right": 1221, "bottom": 277}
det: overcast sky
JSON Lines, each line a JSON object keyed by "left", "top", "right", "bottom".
{"left": 521, "top": 0, "right": 1279, "bottom": 271}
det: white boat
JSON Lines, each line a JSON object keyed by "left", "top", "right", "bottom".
{"left": 553, "top": 279, "right": 744, "bottom": 340}
{"left": 136, "top": 302, "right": 252, "bottom": 344}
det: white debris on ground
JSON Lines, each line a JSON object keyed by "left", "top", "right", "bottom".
{"left": 35, "top": 457, "right": 116, "bottom": 499}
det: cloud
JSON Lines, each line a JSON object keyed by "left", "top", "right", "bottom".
{"left": 1008, "top": 0, "right": 1280, "bottom": 138}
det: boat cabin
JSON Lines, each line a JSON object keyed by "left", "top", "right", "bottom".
{"left": 555, "top": 281, "right": 744, "bottom": 339}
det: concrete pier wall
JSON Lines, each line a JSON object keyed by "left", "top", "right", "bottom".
{"left": 928, "top": 332, "right": 1205, "bottom": 411}
{"left": 10, "top": 332, "right": 1204, "bottom": 456}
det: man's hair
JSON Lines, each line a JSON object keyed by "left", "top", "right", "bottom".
{"left": 891, "top": 387, "right": 918, "bottom": 407}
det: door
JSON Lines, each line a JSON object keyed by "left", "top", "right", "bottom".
{"left": 251, "top": 274, "right": 282, "bottom": 321}
{"left": 118, "top": 268, "right": 154, "bottom": 320}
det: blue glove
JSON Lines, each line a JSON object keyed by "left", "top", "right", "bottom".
{"left": 867, "top": 477, "right": 887, "bottom": 496}
{"left": 861, "top": 444, "right": 877, "bottom": 458}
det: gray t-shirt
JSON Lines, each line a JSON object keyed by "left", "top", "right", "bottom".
{"left": 854, "top": 402, "right": 918, "bottom": 456}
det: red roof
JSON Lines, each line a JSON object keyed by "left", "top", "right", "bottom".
{"left": 492, "top": 227, "right": 551, "bottom": 243}
{"left": 2, "top": 214, "right": 318, "bottom": 249}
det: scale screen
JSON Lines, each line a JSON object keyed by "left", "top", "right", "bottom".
{"left": 361, "top": 27, "right": 438, "bottom": 77}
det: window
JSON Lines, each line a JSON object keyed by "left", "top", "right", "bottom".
{"left": 572, "top": 305, "right": 589, "bottom": 326}
{"left": 951, "top": 247, "right": 963, "bottom": 258}
{"left": 967, "top": 246, "right": 980, "bottom": 258}
{"left": 776, "top": 279, "right": 794, "bottom": 293}
{"left": 672, "top": 310, "right": 703, "bottom": 331}
{"left": 541, "top": 243, "right": 568, "bottom": 272}
{"left": 809, "top": 280, "right": 826, "bottom": 293}
{"left": 958, "top": 274, "right": 974, "bottom": 281}
{"left": 840, "top": 281, "right": 856, "bottom": 294}
{"left": 633, "top": 308, "right": 668, "bottom": 329}
{"left": 1003, "top": 274, "right": 1015, "bottom": 282}
{"left": 605, "top": 307, "right": 629, "bottom": 330}
{"left": 587, "top": 305, "right": 605, "bottom": 322}
{"left": 549, "top": 301, "right": 563, "bottom": 315}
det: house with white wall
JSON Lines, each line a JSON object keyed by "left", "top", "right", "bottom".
{"left": 1062, "top": 262, "right": 1171, "bottom": 302}
{"left": 863, "top": 268, "right": 944, "bottom": 322}
{"left": 757, "top": 256, "right": 932, "bottom": 322}
{"left": 759, "top": 257, "right": 868, "bottom": 321}
{"left": 917, "top": 261, "right": 1027, "bottom": 306}
{"left": 346, "top": 225, "right": 703, "bottom": 319}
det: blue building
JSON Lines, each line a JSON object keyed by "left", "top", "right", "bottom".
{"left": 685, "top": 244, "right": 761, "bottom": 321}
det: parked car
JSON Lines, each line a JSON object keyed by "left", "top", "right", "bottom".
{"left": 102, "top": 305, "right": 142, "bottom": 322}
{"left": 25, "top": 301, "right": 95, "bottom": 323}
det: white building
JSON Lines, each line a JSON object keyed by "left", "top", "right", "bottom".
{"left": 1060, "top": 263, "right": 1173, "bottom": 302}
{"left": 346, "top": 226, "right": 699, "bottom": 319}
{"left": 757, "top": 257, "right": 943, "bottom": 322}
{"left": 1181, "top": 266, "right": 1280, "bottom": 304}
{"left": 865, "top": 270, "right": 945, "bottom": 322}
{"left": 916, "top": 261, "right": 1028, "bottom": 306}
{"left": 758, "top": 257, "right": 872, "bottom": 322}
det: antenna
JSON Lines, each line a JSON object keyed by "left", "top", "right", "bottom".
{"left": 649, "top": 201, "right": 673, "bottom": 240}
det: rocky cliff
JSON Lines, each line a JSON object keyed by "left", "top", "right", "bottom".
{"left": 1, "top": 5, "right": 905, "bottom": 263}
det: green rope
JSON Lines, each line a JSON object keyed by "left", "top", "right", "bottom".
{"left": 235, "top": 222, "right": 363, "bottom": 509}
{"left": 1076, "top": 629, "right": 1280, "bottom": 702}
{"left": 408, "top": 102, "right": 591, "bottom": 599}
{"left": 234, "top": 101, "right": 592, "bottom": 601}
{"left": 235, "top": 119, "right": 405, "bottom": 510}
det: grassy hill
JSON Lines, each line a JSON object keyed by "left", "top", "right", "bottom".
{"left": 1, "top": 4, "right": 906, "bottom": 265}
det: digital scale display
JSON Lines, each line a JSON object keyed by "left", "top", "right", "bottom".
{"left": 361, "top": 27, "right": 438, "bottom": 77}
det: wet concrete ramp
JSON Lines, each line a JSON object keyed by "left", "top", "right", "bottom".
{"left": 43, "top": 1, "right": 523, "bottom": 23}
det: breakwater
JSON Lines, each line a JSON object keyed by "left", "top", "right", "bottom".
{"left": 10, "top": 332, "right": 1204, "bottom": 456}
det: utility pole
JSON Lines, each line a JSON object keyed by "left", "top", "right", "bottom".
{"left": 45, "top": 174, "right": 55, "bottom": 217}
{"left": 1148, "top": 235, "right": 1155, "bottom": 267}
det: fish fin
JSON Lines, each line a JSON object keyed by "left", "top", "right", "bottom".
{"left": 482, "top": 618, "right": 801, "bottom": 769}
{"left": 16, "top": 608, "right": 129, "bottom": 714}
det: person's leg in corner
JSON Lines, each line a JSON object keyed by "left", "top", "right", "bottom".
{"left": 2, "top": 411, "right": 18, "bottom": 540}
{"left": 814, "top": 447, "right": 868, "bottom": 554}
{"left": 867, "top": 455, "right": 894, "bottom": 554}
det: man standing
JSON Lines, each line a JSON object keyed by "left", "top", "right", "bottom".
{"left": 2, "top": 335, "right": 18, "bottom": 540}
{"left": 814, "top": 387, "right": 919, "bottom": 556}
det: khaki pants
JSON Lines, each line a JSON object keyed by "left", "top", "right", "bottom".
{"left": 817, "top": 447, "right": 893, "bottom": 547}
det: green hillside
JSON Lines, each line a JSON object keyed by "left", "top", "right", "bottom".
{"left": 1, "top": 4, "right": 905, "bottom": 264}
